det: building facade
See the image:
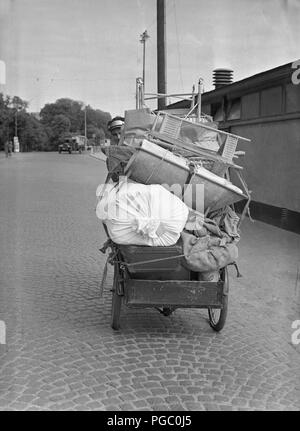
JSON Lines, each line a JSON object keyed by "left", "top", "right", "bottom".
{"left": 166, "top": 62, "right": 300, "bottom": 232}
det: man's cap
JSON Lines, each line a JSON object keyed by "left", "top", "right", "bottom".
{"left": 108, "top": 116, "right": 124, "bottom": 132}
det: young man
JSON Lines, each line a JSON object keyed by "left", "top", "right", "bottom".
{"left": 4, "top": 140, "right": 9, "bottom": 157}
{"left": 8, "top": 140, "right": 13, "bottom": 156}
{"left": 103, "top": 116, "right": 127, "bottom": 182}
{"left": 107, "top": 116, "right": 124, "bottom": 146}
{"left": 104, "top": 116, "right": 135, "bottom": 182}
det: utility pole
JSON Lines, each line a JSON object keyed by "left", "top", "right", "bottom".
{"left": 84, "top": 105, "right": 87, "bottom": 139}
{"left": 14, "top": 103, "right": 21, "bottom": 137}
{"left": 140, "top": 30, "right": 150, "bottom": 91}
{"left": 15, "top": 109, "right": 18, "bottom": 137}
{"left": 157, "top": 0, "right": 166, "bottom": 110}
{"left": 197, "top": 78, "right": 203, "bottom": 122}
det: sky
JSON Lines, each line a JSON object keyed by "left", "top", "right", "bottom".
{"left": 0, "top": 0, "right": 299, "bottom": 116}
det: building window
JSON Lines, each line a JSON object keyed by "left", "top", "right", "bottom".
{"left": 285, "top": 83, "right": 300, "bottom": 113}
{"left": 241, "top": 92, "right": 259, "bottom": 119}
{"left": 260, "top": 86, "right": 282, "bottom": 116}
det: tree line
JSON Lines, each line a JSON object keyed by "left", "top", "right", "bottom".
{"left": 0, "top": 93, "right": 112, "bottom": 151}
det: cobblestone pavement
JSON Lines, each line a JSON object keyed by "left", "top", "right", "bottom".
{"left": 0, "top": 152, "right": 299, "bottom": 411}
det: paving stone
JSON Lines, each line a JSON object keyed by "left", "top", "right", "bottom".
{"left": 52, "top": 401, "right": 77, "bottom": 410}
{"left": 72, "top": 395, "right": 91, "bottom": 405}
{"left": 149, "top": 388, "right": 169, "bottom": 396}
{"left": 101, "top": 397, "right": 122, "bottom": 406}
{"left": 7, "top": 401, "right": 30, "bottom": 411}
{"left": 146, "top": 396, "right": 166, "bottom": 406}
{"left": 85, "top": 400, "right": 104, "bottom": 410}
{"left": 16, "top": 394, "right": 37, "bottom": 403}
{"left": 116, "top": 402, "right": 136, "bottom": 410}
{"left": 219, "top": 405, "right": 234, "bottom": 411}
{"left": 132, "top": 399, "right": 149, "bottom": 409}
{"left": 183, "top": 402, "right": 205, "bottom": 411}
{"left": 167, "top": 386, "right": 187, "bottom": 395}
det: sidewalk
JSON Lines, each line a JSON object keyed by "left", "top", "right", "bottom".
{"left": 89, "top": 148, "right": 107, "bottom": 162}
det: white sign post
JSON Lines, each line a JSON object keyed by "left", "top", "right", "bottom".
{"left": 0, "top": 60, "right": 6, "bottom": 85}
{"left": 14, "top": 136, "right": 19, "bottom": 152}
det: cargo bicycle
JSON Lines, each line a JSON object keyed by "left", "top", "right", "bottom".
{"left": 99, "top": 95, "right": 250, "bottom": 333}
{"left": 100, "top": 238, "right": 231, "bottom": 332}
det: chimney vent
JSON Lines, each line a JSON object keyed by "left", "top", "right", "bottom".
{"left": 213, "top": 68, "right": 233, "bottom": 89}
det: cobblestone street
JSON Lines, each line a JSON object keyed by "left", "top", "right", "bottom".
{"left": 0, "top": 152, "right": 299, "bottom": 411}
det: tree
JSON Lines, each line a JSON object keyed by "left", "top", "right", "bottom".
{"left": 11, "top": 95, "right": 28, "bottom": 111}
{"left": 1, "top": 93, "right": 112, "bottom": 151}
{"left": 85, "top": 106, "right": 111, "bottom": 137}
{"left": 40, "top": 98, "right": 84, "bottom": 132}
{"left": 0, "top": 93, "right": 11, "bottom": 147}
{"left": 51, "top": 114, "right": 71, "bottom": 140}
{"left": 40, "top": 114, "right": 71, "bottom": 150}
{"left": 0, "top": 92, "right": 51, "bottom": 151}
{"left": 40, "top": 98, "right": 112, "bottom": 144}
{"left": 17, "top": 113, "right": 49, "bottom": 151}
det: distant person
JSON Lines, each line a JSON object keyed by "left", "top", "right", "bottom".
{"left": 8, "top": 140, "right": 13, "bottom": 156}
{"left": 4, "top": 140, "right": 9, "bottom": 158}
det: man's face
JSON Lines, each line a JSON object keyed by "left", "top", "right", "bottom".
{"left": 111, "top": 128, "right": 121, "bottom": 145}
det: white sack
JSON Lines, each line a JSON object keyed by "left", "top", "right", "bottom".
{"left": 96, "top": 181, "right": 189, "bottom": 246}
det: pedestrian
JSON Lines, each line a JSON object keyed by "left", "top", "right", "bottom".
{"left": 101, "top": 116, "right": 124, "bottom": 157}
{"left": 4, "top": 140, "right": 9, "bottom": 158}
{"left": 8, "top": 140, "right": 13, "bottom": 156}
{"left": 102, "top": 116, "right": 125, "bottom": 182}
{"left": 107, "top": 116, "right": 124, "bottom": 146}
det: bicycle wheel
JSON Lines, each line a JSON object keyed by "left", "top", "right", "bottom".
{"left": 111, "top": 263, "right": 122, "bottom": 330}
{"left": 208, "top": 267, "right": 229, "bottom": 332}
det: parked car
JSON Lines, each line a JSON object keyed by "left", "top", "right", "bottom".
{"left": 58, "top": 138, "right": 72, "bottom": 154}
{"left": 58, "top": 137, "right": 84, "bottom": 154}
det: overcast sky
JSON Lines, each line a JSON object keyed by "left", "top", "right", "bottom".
{"left": 0, "top": 0, "right": 299, "bottom": 116}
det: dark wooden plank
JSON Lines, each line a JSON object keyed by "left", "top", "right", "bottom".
{"left": 124, "top": 279, "right": 224, "bottom": 308}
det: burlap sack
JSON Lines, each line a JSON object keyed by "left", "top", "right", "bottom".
{"left": 181, "top": 231, "right": 238, "bottom": 272}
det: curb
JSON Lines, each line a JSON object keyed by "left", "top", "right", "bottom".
{"left": 89, "top": 152, "right": 107, "bottom": 162}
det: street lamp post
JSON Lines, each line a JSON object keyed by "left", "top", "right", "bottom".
{"left": 136, "top": 77, "right": 144, "bottom": 109}
{"left": 140, "top": 30, "right": 150, "bottom": 91}
{"left": 15, "top": 109, "right": 18, "bottom": 137}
